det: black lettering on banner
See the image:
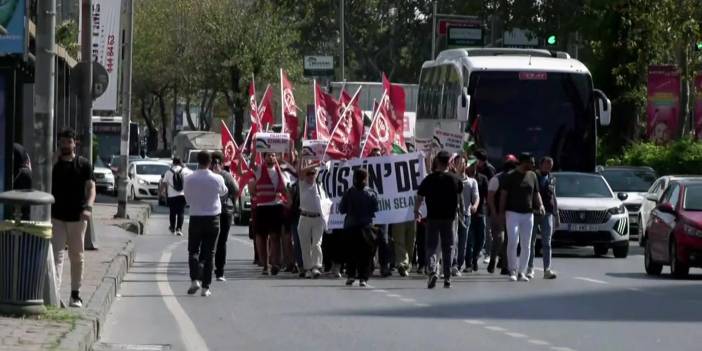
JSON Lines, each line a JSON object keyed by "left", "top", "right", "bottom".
{"left": 395, "top": 161, "right": 411, "bottom": 192}
{"left": 337, "top": 166, "right": 350, "bottom": 195}
{"left": 409, "top": 158, "right": 421, "bottom": 190}
{"left": 379, "top": 198, "right": 392, "bottom": 211}
{"left": 368, "top": 163, "right": 384, "bottom": 195}
{"left": 332, "top": 165, "right": 339, "bottom": 198}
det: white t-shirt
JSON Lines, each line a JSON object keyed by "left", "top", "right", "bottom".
{"left": 488, "top": 172, "right": 503, "bottom": 192}
{"left": 299, "top": 180, "right": 322, "bottom": 214}
{"left": 460, "top": 176, "right": 480, "bottom": 215}
{"left": 163, "top": 165, "right": 193, "bottom": 198}
{"left": 183, "top": 169, "right": 227, "bottom": 216}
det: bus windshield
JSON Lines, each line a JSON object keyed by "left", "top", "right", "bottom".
{"left": 468, "top": 71, "right": 595, "bottom": 172}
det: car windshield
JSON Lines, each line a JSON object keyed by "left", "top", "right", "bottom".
{"left": 136, "top": 164, "right": 169, "bottom": 175}
{"left": 555, "top": 174, "right": 613, "bottom": 198}
{"left": 684, "top": 184, "right": 702, "bottom": 211}
{"left": 600, "top": 169, "right": 656, "bottom": 192}
{"left": 94, "top": 158, "right": 106, "bottom": 168}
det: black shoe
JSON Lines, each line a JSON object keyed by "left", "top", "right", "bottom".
{"left": 427, "top": 274, "right": 438, "bottom": 289}
{"left": 487, "top": 265, "right": 495, "bottom": 274}
{"left": 472, "top": 260, "right": 479, "bottom": 272}
{"left": 443, "top": 280, "right": 451, "bottom": 289}
{"left": 298, "top": 271, "right": 306, "bottom": 278}
{"left": 381, "top": 270, "right": 392, "bottom": 278}
{"left": 500, "top": 268, "right": 510, "bottom": 275}
{"left": 291, "top": 265, "right": 300, "bottom": 274}
{"left": 271, "top": 266, "right": 280, "bottom": 276}
{"left": 345, "top": 278, "right": 355, "bottom": 286}
{"left": 398, "top": 266, "right": 408, "bottom": 277}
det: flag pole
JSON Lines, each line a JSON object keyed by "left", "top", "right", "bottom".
{"left": 322, "top": 86, "right": 362, "bottom": 159}
{"left": 313, "top": 79, "right": 319, "bottom": 139}
{"left": 359, "top": 91, "right": 386, "bottom": 157}
{"left": 280, "top": 68, "right": 285, "bottom": 129}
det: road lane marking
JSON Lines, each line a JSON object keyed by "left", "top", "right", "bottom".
{"left": 400, "top": 298, "right": 416, "bottom": 303}
{"left": 372, "top": 289, "right": 388, "bottom": 293}
{"left": 485, "top": 326, "right": 508, "bottom": 332}
{"left": 551, "top": 347, "right": 577, "bottom": 351}
{"left": 463, "top": 319, "right": 485, "bottom": 325}
{"left": 627, "top": 287, "right": 642, "bottom": 292}
{"left": 505, "top": 332, "right": 528, "bottom": 338}
{"left": 386, "top": 294, "right": 402, "bottom": 298}
{"left": 414, "top": 303, "right": 430, "bottom": 307}
{"left": 574, "top": 277, "right": 608, "bottom": 285}
{"left": 528, "top": 339, "right": 551, "bottom": 346}
{"left": 156, "top": 241, "right": 210, "bottom": 351}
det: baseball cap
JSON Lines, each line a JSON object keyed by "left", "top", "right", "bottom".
{"left": 503, "top": 154, "right": 518, "bottom": 163}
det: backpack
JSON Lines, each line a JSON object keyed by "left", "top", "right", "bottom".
{"left": 172, "top": 167, "right": 184, "bottom": 191}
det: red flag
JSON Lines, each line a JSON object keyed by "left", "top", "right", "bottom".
{"left": 220, "top": 120, "right": 239, "bottom": 167}
{"left": 281, "top": 70, "right": 299, "bottom": 141}
{"left": 326, "top": 88, "right": 364, "bottom": 160}
{"left": 314, "top": 82, "right": 339, "bottom": 140}
{"left": 249, "top": 81, "right": 260, "bottom": 126}
{"left": 363, "top": 92, "right": 397, "bottom": 157}
{"left": 258, "top": 85, "right": 274, "bottom": 129}
{"left": 382, "top": 73, "right": 406, "bottom": 150}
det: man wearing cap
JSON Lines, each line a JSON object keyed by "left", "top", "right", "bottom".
{"left": 487, "top": 154, "right": 518, "bottom": 274}
{"left": 414, "top": 150, "right": 463, "bottom": 289}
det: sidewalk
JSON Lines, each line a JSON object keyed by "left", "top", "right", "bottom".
{"left": 0, "top": 202, "right": 150, "bottom": 351}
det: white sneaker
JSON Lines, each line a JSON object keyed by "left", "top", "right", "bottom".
{"left": 518, "top": 273, "right": 530, "bottom": 282}
{"left": 526, "top": 269, "right": 535, "bottom": 279}
{"left": 509, "top": 274, "right": 518, "bottom": 282}
{"left": 304, "top": 270, "right": 312, "bottom": 279}
{"left": 216, "top": 276, "right": 226, "bottom": 282}
{"left": 69, "top": 296, "right": 83, "bottom": 308}
{"left": 176, "top": 230, "right": 183, "bottom": 237}
{"left": 201, "top": 288, "right": 211, "bottom": 297}
{"left": 451, "top": 266, "right": 462, "bottom": 277}
{"left": 187, "top": 280, "right": 201, "bottom": 295}
{"left": 543, "top": 269, "right": 558, "bottom": 280}
{"left": 483, "top": 257, "right": 491, "bottom": 264}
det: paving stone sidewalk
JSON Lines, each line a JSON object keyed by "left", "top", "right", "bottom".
{"left": 0, "top": 202, "right": 150, "bottom": 351}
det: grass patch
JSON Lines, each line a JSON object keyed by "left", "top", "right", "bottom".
{"left": 37, "top": 305, "right": 81, "bottom": 324}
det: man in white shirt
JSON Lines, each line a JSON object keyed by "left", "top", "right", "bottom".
{"left": 297, "top": 162, "right": 324, "bottom": 278}
{"left": 184, "top": 151, "right": 228, "bottom": 297}
{"left": 162, "top": 157, "right": 193, "bottom": 236}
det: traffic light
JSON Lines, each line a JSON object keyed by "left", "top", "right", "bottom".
{"left": 696, "top": 41, "right": 702, "bottom": 51}
{"left": 547, "top": 35, "right": 557, "bottom": 46}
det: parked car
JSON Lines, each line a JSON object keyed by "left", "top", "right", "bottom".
{"left": 644, "top": 179, "right": 702, "bottom": 278}
{"left": 550, "top": 172, "right": 630, "bottom": 258}
{"left": 234, "top": 184, "right": 251, "bottom": 225}
{"left": 93, "top": 158, "right": 116, "bottom": 195}
{"left": 127, "top": 160, "right": 171, "bottom": 200}
{"left": 599, "top": 166, "right": 657, "bottom": 239}
{"left": 639, "top": 175, "right": 702, "bottom": 246}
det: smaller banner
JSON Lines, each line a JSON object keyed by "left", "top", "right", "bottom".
{"left": 694, "top": 72, "right": 702, "bottom": 140}
{"left": 432, "top": 128, "right": 464, "bottom": 153}
{"left": 646, "top": 65, "right": 680, "bottom": 144}
{"left": 254, "top": 132, "right": 290, "bottom": 153}
{"left": 301, "top": 140, "right": 328, "bottom": 161}
{"left": 415, "top": 137, "right": 433, "bottom": 154}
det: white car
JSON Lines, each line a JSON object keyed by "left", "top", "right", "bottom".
{"left": 640, "top": 175, "right": 702, "bottom": 246}
{"left": 599, "top": 166, "right": 657, "bottom": 239}
{"left": 127, "top": 160, "right": 171, "bottom": 200}
{"left": 551, "top": 172, "right": 630, "bottom": 258}
{"left": 94, "top": 158, "right": 116, "bottom": 195}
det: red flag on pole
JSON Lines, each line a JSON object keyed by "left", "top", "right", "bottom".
{"left": 248, "top": 80, "right": 260, "bottom": 127}
{"left": 281, "top": 70, "right": 299, "bottom": 141}
{"left": 313, "top": 82, "right": 339, "bottom": 140}
{"left": 220, "top": 120, "right": 239, "bottom": 167}
{"left": 362, "top": 92, "right": 397, "bottom": 157}
{"left": 325, "top": 88, "right": 364, "bottom": 160}
{"left": 258, "top": 85, "right": 274, "bottom": 130}
{"left": 382, "top": 73, "right": 406, "bottom": 150}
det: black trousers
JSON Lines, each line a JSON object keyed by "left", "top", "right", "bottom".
{"left": 414, "top": 221, "right": 427, "bottom": 267}
{"left": 168, "top": 195, "right": 186, "bottom": 231}
{"left": 188, "top": 215, "right": 220, "bottom": 288}
{"left": 345, "top": 226, "right": 376, "bottom": 281}
{"left": 323, "top": 230, "right": 344, "bottom": 271}
{"left": 215, "top": 211, "right": 233, "bottom": 277}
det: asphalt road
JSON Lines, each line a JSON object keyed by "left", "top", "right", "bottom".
{"left": 95, "top": 200, "right": 702, "bottom": 351}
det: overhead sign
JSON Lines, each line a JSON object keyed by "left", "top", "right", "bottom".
{"left": 432, "top": 128, "right": 464, "bottom": 153}
{"left": 254, "top": 132, "right": 290, "bottom": 153}
{"left": 301, "top": 139, "right": 328, "bottom": 161}
{"left": 503, "top": 28, "right": 539, "bottom": 47}
{"left": 447, "top": 25, "right": 483, "bottom": 47}
{"left": 304, "top": 55, "right": 334, "bottom": 77}
{"left": 92, "top": 0, "right": 122, "bottom": 111}
{"left": 0, "top": 0, "right": 26, "bottom": 55}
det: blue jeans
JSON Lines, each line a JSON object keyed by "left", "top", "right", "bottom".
{"left": 454, "top": 215, "right": 471, "bottom": 269}
{"left": 529, "top": 214, "right": 554, "bottom": 270}
{"left": 466, "top": 216, "right": 486, "bottom": 267}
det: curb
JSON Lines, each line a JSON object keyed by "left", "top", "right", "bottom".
{"left": 54, "top": 239, "right": 136, "bottom": 351}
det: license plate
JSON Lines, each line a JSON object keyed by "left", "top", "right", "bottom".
{"left": 569, "top": 224, "right": 597, "bottom": 232}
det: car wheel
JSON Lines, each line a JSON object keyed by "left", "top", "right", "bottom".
{"left": 670, "top": 238, "right": 689, "bottom": 278}
{"left": 594, "top": 244, "right": 609, "bottom": 257}
{"left": 644, "top": 240, "right": 663, "bottom": 275}
{"left": 613, "top": 241, "right": 629, "bottom": 258}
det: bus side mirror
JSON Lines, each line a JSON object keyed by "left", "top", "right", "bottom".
{"left": 457, "top": 88, "right": 470, "bottom": 122}
{"left": 594, "top": 89, "right": 611, "bottom": 126}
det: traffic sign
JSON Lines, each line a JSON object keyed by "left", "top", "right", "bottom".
{"left": 304, "top": 55, "right": 334, "bottom": 77}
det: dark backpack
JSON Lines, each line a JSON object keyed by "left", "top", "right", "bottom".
{"left": 172, "top": 167, "right": 184, "bottom": 191}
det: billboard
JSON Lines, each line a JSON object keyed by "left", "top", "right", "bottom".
{"left": 695, "top": 72, "right": 702, "bottom": 140}
{"left": 91, "top": 0, "right": 121, "bottom": 111}
{"left": 0, "top": 0, "right": 27, "bottom": 55}
{"left": 646, "top": 66, "right": 680, "bottom": 144}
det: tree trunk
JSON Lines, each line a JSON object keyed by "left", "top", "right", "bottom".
{"left": 185, "top": 96, "right": 196, "bottom": 130}
{"left": 157, "top": 92, "right": 169, "bottom": 150}
{"left": 141, "top": 97, "right": 159, "bottom": 152}
{"left": 198, "top": 90, "right": 209, "bottom": 131}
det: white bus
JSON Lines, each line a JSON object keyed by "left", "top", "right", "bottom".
{"left": 416, "top": 48, "right": 611, "bottom": 171}
{"left": 92, "top": 116, "right": 140, "bottom": 164}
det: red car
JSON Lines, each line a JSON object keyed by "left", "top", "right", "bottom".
{"left": 645, "top": 179, "right": 702, "bottom": 278}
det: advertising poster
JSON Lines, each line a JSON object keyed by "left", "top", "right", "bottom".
{"left": 91, "top": 0, "right": 122, "bottom": 111}
{"left": 646, "top": 65, "right": 680, "bottom": 144}
{"left": 694, "top": 72, "right": 702, "bottom": 140}
{"left": 0, "top": 0, "right": 26, "bottom": 55}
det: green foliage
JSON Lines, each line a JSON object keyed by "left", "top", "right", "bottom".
{"left": 607, "top": 139, "right": 702, "bottom": 175}
{"left": 56, "top": 20, "right": 79, "bottom": 58}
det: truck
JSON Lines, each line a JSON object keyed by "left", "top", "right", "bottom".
{"left": 172, "top": 131, "right": 222, "bottom": 167}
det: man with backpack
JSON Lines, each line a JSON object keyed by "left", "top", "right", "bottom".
{"left": 163, "top": 157, "right": 192, "bottom": 236}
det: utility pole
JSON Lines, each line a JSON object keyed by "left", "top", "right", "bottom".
{"left": 80, "top": 0, "right": 97, "bottom": 249}
{"left": 340, "top": 0, "right": 345, "bottom": 81}
{"left": 431, "top": 1, "right": 437, "bottom": 59}
{"left": 116, "top": 0, "right": 133, "bottom": 218}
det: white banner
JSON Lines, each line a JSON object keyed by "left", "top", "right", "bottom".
{"left": 254, "top": 132, "right": 290, "bottom": 153}
{"left": 432, "top": 128, "right": 464, "bottom": 153}
{"left": 92, "top": 0, "right": 121, "bottom": 111}
{"left": 318, "top": 152, "right": 426, "bottom": 229}
{"left": 415, "top": 137, "right": 433, "bottom": 154}
{"left": 301, "top": 139, "right": 328, "bottom": 161}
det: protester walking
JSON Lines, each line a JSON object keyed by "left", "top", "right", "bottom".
{"left": 297, "top": 162, "right": 325, "bottom": 278}
{"left": 163, "top": 157, "right": 192, "bottom": 236}
{"left": 184, "top": 151, "right": 228, "bottom": 297}
{"left": 528, "top": 157, "right": 559, "bottom": 280}
{"left": 211, "top": 152, "right": 239, "bottom": 282}
{"left": 466, "top": 159, "right": 489, "bottom": 272}
{"left": 452, "top": 155, "right": 479, "bottom": 277}
{"left": 486, "top": 154, "right": 518, "bottom": 274}
{"left": 51, "top": 129, "right": 96, "bottom": 308}
{"left": 414, "top": 151, "right": 463, "bottom": 289}
{"left": 392, "top": 220, "right": 416, "bottom": 277}
{"left": 340, "top": 168, "right": 379, "bottom": 287}
{"left": 499, "top": 153, "right": 545, "bottom": 282}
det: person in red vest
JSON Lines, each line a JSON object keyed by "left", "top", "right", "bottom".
{"left": 249, "top": 152, "right": 290, "bottom": 276}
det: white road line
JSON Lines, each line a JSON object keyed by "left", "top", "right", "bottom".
{"left": 551, "top": 347, "right": 577, "bottom": 351}
{"left": 372, "top": 289, "right": 388, "bottom": 293}
{"left": 400, "top": 298, "right": 416, "bottom": 303}
{"left": 231, "top": 237, "right": 254, "bottom": 247}
{"left": 528, "top": 339, "right": 551, "bottom": 346}
{"left": 574, "top": 277, "right": 608, "bottom": 285}
{"left": 156, "top": 241, "right": 210, "bottom": 351}
{"left": 505, "top": 332, "right": 528, "bottom": 338}
{"left": 485, "top": 326, "right": 508, "bottom": 332}
{"left": 463, "top": 319, "right": 485, "bottom": 325}
{"left": 414, "top": 303, "right": 430, "bottom": 307}
{"left": 386, "top": 294, "right": 402, "bottom": 298}
{"left": 627, "top": 287, "right": 642, "bottom": 292}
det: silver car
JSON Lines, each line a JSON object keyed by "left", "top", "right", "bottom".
{"left": 552, "top": 172, "right": 630, "bottom": 258}
{"left": 599, "top": 166, "right": 657, "bottom": 239}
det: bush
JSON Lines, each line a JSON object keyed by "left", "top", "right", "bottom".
{"left": 607, "top": 139, "right": 702, "bottom": 176}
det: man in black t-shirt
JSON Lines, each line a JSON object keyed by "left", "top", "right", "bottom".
{"left": 51, "top": 129, "right": 96, "bottom": 308}
{"left": 498, "top": 153, "right": 544, "bottom": 283}
{"left": 414, "top": 151, "right": 463, "bottom": 289}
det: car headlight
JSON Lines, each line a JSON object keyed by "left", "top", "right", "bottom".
{"left": 138, "top": 178, "right": 147, "bottom": 185}
{"left": 608, "top": 205, "right": 626, "bottom": 215}
{"left": 683, "top": 223, "right": 702, "bottom": 238}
